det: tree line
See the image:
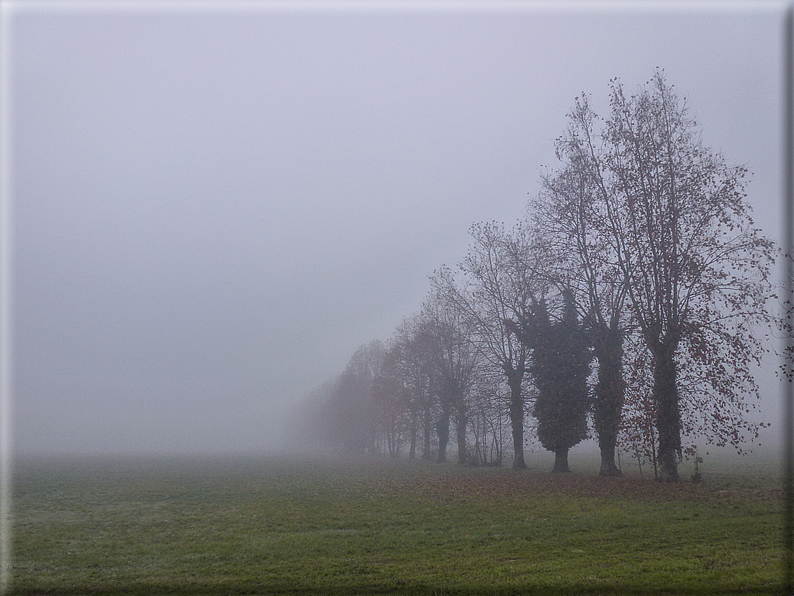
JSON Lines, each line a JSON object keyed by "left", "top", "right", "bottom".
{"left": 291, "top": 71, "right": 789, "bottom": 482}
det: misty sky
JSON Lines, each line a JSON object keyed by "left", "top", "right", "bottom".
{"left": 6, "top": 1, "right": 788, "bottom": 455}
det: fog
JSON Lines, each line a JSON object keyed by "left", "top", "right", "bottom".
{"left": 5, "top": 2, "right": 787, "bottom": 456}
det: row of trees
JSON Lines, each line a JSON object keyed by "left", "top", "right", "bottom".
{"left": 292, "top": 71, "right": 786, "bottom": 482}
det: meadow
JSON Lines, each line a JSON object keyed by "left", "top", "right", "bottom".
{"left": 10, "top": 450, "right": 786, "bottom": 595}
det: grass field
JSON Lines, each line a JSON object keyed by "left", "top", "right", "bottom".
{"left": 10, "top": 451, "right": 787, "bottom": 595}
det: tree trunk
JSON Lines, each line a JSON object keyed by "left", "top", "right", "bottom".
{"left": 508, "top": 373, "right": 527, "bottom": 470}
{"left": 553, "top": 448, "right": 571, "bottom": 473}
{"left": 436, "top": 406, "right": 450, "bottom": 463}
{"left": 456, "top": 411, "right": 468, "bottom": 465}
{"left": 599, "top": 445, "right": 621, "bottom": 476}
{"left": 593, "top": 326, "right": 625, "bottom": 477}
{"left": 654, "top": 347, "right": 681, "bottom": 482}
{"left": 422, "top": 399, "right": 433, "bottom": 460}
{"left": 409, "top": 422, "right": 417, "bottom": 459}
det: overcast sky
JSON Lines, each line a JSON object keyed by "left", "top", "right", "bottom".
{"left": 5, "top": 1, "right": 788, "bottom": 455}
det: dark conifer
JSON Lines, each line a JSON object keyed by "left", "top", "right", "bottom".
{"left": 513, "top": 291, "right": 592, "bottom": 473}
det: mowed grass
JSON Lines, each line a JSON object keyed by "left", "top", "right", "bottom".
{"left": 11, "top": 452, "right": 785, "bottom": 595}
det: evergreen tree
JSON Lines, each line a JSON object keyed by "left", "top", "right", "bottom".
{"left": 515, "top": 292, "right": 592, "bottom": 472}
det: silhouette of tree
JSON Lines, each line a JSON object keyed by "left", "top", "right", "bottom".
{"left": 561, "top": 71, "right": 777, "bottom": 481}
{"left": 512, "top": 292, "right": 592, "bottom": 473}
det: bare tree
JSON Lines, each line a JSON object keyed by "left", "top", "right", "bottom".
{"left": 392, "top": 314, "right": 444, "bottom": 460}
{"left": 327, "top": 340, "right": 386, "bottom": 454}
{"left": 590, "top": 71, "right": 776, "bottom": 481}
{"left": 287, "top": 375, "right": 341, "bottom": 452}
{"left": 419, "top": 291, "right": 481, "bottom": 465}
{"left": 431, "top": 222, "right": 539, "bottom": 469}
{"left": 371, "top": 346, "right": 410, "bottom": 457}
{"left": 382, "top": 317, "right": 442, "bottom": 460}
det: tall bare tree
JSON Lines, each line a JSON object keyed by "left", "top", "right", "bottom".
{"left": 387, "top": 316, "right": 441, "bottom": 459}
{"left": 323, "top": 340, "right": 386, "bottom": 453}
{"left": 431, "top": 222, "right": 540, "bottom": 469}
{"left": 419, "top": 291, "right": 481, "bottom": 464}
{"left": 371, "top": 346, "right": 411, "bottom": 457}
{"left": 588, "top": 71, "right": 776, "bottom": 481}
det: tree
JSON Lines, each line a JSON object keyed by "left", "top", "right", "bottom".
{"left": 371, "top": 346, "right": 410, "bottom": 457}
{"left": 531, "top": 105, "right": 631, "bottom": 476}
{"left": 577, "top": 71, "right": 776, "bottom": 481}
{"left": 431, "top": 222, "right": 539, "bottom": 469}
{"left": 391, "top": 315, "right": 441, "bottom": 460}
{"left": 287, "top": 375, "right": 341, "bottom": 452}
{"left": 512, "top": 292, "right": 592, "bottom": 473}
{"left": 419, "top": 292, "right": 481, "bottom": 464}
{"left": 326, "top": 340, "right": 385, "bottom": 453}
{"left": 467, "top": 375, "right": 509, "bottom": 466}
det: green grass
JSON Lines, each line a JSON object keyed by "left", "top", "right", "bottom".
{"left": 10, "top": 452, "right": 786, "bottom": 595}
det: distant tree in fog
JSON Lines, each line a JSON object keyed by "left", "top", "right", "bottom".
{"left": 389, "top": 315, "right": 441, "bottom": 460}
{"left": 287, "top": 376, "right": 341, "bottom": 451}
{"left": 419, "top": 291, "right": 481, "bottom": 464}
{"left": 371, "top": 346, "right": 411, "bottom": 457}
{"left": 325, "top": 340, "right": 385, "bottom": 453}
